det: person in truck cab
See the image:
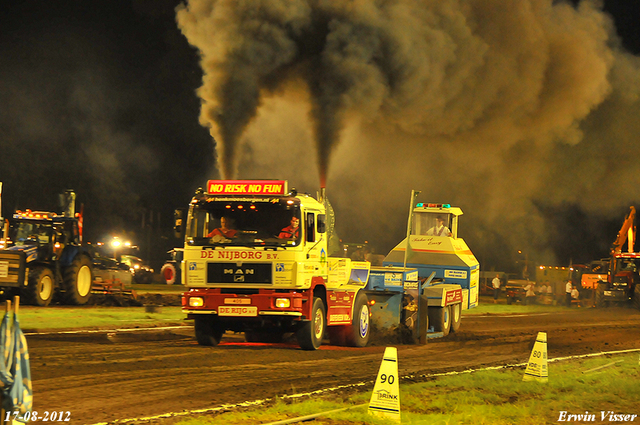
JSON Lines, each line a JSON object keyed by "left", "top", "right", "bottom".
{"left": 426, "top": 216, "right": 452, "bottom": 237}
{"left": 278, "top": 216, "right": 300, "bottom": 239}
{"left": 208, "top": 216, "right": 237, "bottom": 239}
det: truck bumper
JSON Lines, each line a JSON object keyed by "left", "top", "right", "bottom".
{"left": 182, "top": 288, "right": 306, "bottom": 319}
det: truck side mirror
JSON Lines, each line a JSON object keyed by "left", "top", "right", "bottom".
{"left": 174, "top": 208, "right": 185, "bottom": 239}
{"left": 317, "top": 214, "right": 326, "bottom": 233}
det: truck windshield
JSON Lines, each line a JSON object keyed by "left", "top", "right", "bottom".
{"left": 186, "top": 198, "right": 301, "bottom": 247}
{"left": 7, "top": 221, "right": 52, "bottom": 247}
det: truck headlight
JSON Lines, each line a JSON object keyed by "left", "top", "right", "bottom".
{"left": 275, "top": 298, "right": 290, "bottom": 308}
{"left": 189, "top": 297, "right": 204, "bottom": 307}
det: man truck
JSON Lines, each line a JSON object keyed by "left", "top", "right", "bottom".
{"left": 177, "top": 180, "right": 479, "bottom": 350}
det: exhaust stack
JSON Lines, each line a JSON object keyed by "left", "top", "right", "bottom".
{"left": 59, "top": 190, "right": 76, "bottom": 218}
{"left": 318, "top": 186, "right": 326, "bottom": 204}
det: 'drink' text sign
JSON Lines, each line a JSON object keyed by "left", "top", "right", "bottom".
{"left": 207, "top": 180, "right": 288, "bottom": 196}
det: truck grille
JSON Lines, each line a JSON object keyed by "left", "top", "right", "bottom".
{"left": 0, "top": 251, "right": 26, "bottom": 287}
{"left": 207, "top": 263, "right": 272, "bottom": 284}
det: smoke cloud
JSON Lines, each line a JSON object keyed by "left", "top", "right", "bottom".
{"left": 177, "top": 0, "right": 640, "bottom": 269}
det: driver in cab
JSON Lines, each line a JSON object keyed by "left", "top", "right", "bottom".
{"left": 279, "top": 217, "right": 300, "bottom": 239}
{"left": 208, "top": 216, "right": 237, "bottom": 239}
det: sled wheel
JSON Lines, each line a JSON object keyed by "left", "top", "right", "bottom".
{"left": 26, "top": 267, "right": 55, "bottom": 306}
{"left": 345, "top": 292, "right": 370, "bottom": 347}
{"left": 63, "top": 255, "right": 93, "bottom": 305}
{"left": 296, "top": 297, "right": 326, "bottom": 350}
{"left": 429, "top": 305, "right": 451, "bottom": 336}
{"left": 194, "top": 316, "right": 224, "bottom": 346}
{"left": 450, "top": 303, "right": 462, "bottom": 333}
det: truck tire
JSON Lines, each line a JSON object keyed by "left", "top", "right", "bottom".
{"left": 25, "top": 267, "right": 55, "bottom": 307}
{"left": 296, "top": 297, "right": 326, "bottom": 350}
{"left": 161, "top": 262, "right": 178, "bottom": 285}
{"left": 345, "top": 292, "right": 370, "bottom": 347}
{"left": 450, "top": 303, "right": 462, "bottom": 333}
{"left": 429, "top": 305, "right": 451, "bottom": 337}
{"left": 194, "top": 316, "right": 224, "bottom": 346}
{"left": 62, "top": 255, "right": 93, "bottom": 305}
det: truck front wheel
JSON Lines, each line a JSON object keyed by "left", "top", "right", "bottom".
{"left": 345, "top": 292, "right": 370, "bottom": 347}
{"left": 26, "top": 267, "right": 55, "bottom": 306}
{"left": 296, "top": 297, "right": 326, "bottom": 350}
{"left": 194, "top": 316, "right": 224, "bottom": 346}
{"left": 63, "top": 255, "right": 93, "bottom": 305}
{"left": 429, "top": 306, "right": 451, "bottom": 336}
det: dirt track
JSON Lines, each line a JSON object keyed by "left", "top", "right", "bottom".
{"left": 27, "top": 302, "right": 640, "bottom": 424}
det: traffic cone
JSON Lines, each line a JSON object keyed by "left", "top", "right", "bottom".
{"left": 368, "top": 347, "right": 401, "bottom": 422}
{"left": 523, "top": 332, "right": 548, "bottom": 382}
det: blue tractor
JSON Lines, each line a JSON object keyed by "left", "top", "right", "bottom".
{"left": 0, "top": 191, "right": 93, "bottom": 306}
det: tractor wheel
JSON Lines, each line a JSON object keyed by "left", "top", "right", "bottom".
{"left": 25, "top": 267, "right": 55, "bottom": 307}
{"left": 429, "top": 305, "right": 452, "bottom": 336}
{"left": 345, "top": 292, "right": 370, "bottom": 347}
{"left": 62, "top": 255, "right": 93, "bottom": 305}
{"left": 595, "top": 283, "right": 607, "bottom": 308}
{"left": 296, "top": 297, "right": 326, "bottom": 350}
{"left": 194, "top": 316, "right": 224, "bottom": 346}
{"left": 161, "top": 262, "right": 178, "bottom": 285}
{"left": 450, "top": 303, "right": 462, "bottom": 333}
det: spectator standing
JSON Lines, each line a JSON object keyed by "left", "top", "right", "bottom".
{"left": 571, "top": 286, "right": 580, "bottom": 306}
{"left": 565, "top": 280, "right": 573, "bottom": 307}
{"left": 492, "top": 274, "right": 501, "bottom": 304}
{"left": 524, "top": 281, "right": 537, "bottom": 305}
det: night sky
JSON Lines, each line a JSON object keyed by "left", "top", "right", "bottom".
{"left": 1, "top": 0, "right": 640, "bottom": 273}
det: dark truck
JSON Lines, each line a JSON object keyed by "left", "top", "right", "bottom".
{"left": 505, "top": 279, "right": 529, "bottom": 305}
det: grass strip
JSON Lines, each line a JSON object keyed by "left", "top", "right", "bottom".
{"left": 173, "top": 352, "right": 640, "bottom": 424}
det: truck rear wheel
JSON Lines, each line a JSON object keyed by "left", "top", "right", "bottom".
{"left": 26, "top": 267, "right": 55, "bottom": 307}
{"left": 345, "top": 292, "right": 370, "bottom": 347}
{"left": 296, "top": 297, "right": 326, "bottom": 350}
{"left": 450, "top": 303, "right": 462, "bottom": 333}
{"left": 194, "top": 316, "right": 224, "bottom": 346}
{"left": 429, "top": 306, "right": 451, "bottom": 336}
{"left": 62, "top": 255, "right": 93, "bottom": 305}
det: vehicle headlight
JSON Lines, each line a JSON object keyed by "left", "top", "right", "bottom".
{"left": 275, "top": 298, "right": 290, "bottom": 308}
{"left": 189, "top": 297, "right": 204, "bottom": 307}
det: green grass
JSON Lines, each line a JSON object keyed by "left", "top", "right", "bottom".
{"left": 8, "top": 295, "right": 552, "bottom": 332}
{"left": 14, "top": 305, "right": 186, "bottom": 331}
{"left": 173, "top": 353, "right": 640, "bottom": 424}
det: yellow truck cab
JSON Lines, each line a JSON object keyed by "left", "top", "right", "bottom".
{"left": 178, "top": 180, "right": 371, "bottom": 350}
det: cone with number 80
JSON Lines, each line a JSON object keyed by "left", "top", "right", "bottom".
{"left": 523, "top": 332, "right": 548, "bottom": 382}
